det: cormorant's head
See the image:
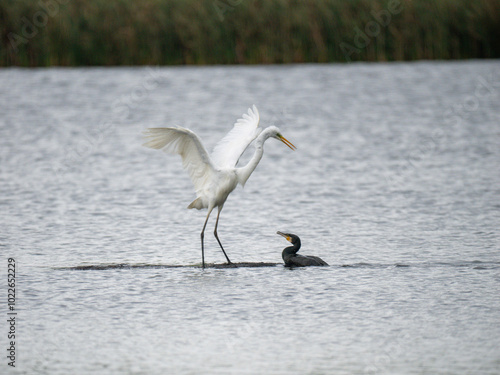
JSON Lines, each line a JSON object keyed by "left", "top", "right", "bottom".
{"left": 277, "top": 231, "right": 300, "bottom": 245}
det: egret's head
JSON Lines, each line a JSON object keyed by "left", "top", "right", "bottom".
{"left": 277, "top": 231, "right": 300, "bottom": 244}
{"left": 268, "top": 126, "right": 296, "bottom": 150}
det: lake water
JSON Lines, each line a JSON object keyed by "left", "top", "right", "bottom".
{"left": 1, "top": 61, "right": 499, "bottom": 374}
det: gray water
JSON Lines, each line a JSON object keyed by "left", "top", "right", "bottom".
{"left": 1, "top": 61, "right": 499, "bottom": 374}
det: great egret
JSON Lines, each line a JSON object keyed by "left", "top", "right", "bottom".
{"left": 277, "top": 231, "right": 329, "bottom": 267}
{"left": 143, "top": 105, "right": 296, "bottom": 268}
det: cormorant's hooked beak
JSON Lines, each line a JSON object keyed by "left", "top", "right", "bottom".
{"left": 277, "top": 134, "right": 296, "bottom": 151}
{"left": 277, "top": 231, "right": 292, "bottom": 243}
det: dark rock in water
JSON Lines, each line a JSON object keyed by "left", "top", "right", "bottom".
{"left": 57, "top": 262, "right": 280, "bottom": 271}
{"left": 207, "top": 262, "right": 279, "bottom": 269}
{"left": 60, "top": 263, "right": 183, "bottom": 271}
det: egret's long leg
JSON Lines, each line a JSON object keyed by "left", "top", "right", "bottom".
{"left": 200, "top": 209, "right": 212, "bottom": 269}
{"left": 214, "top": 206, "right": 231, "bottom": 264}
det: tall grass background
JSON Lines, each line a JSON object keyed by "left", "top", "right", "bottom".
{"left": 1, "top": 0, "right": 499, "bottom": 66}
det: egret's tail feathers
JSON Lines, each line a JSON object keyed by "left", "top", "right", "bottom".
{"left": 188, "top": 197, "right": 203, "bottom": 210}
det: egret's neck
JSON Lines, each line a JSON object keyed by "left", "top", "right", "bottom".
{"left": 236, "top": 129, "right": 272, "bottom": 186}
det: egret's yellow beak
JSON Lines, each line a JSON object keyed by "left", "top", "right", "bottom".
{"left": 277, "top": 231, "right": 292, "bottom": 242}
{"left": 278, "top": 134, "right": 296, "bottom": 151}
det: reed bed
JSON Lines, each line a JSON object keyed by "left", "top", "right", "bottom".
{"left": 1, "top": 0, "right": 499, "bottom": 66}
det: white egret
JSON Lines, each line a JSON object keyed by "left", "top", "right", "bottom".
{"left": 277, "top": 231, "right": 329, "bottom": 267}
{"left": 143, "top": 105, "right": 296, "bottom": 268}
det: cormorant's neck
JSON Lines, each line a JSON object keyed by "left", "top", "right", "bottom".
{"left": 281, "top": 239, "right": 301, "bottom": 261}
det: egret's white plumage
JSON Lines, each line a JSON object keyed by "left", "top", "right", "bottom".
{"left": 143, "top": 105, "right": 295, "bottom": 268}
{"left": 142, "top": 127, "right": 214, "bottom": 198}
{"left": 211, "top": 105, "right": 262, "bottom": 168}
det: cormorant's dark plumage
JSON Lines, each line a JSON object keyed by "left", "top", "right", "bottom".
{"left": 277, "top": 231, "right": 328, "bottom": 267}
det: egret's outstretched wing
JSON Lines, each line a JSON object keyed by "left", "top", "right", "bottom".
{"left": 142, "top": 127, "right": 215, "bottom": 194}
{"left": 211, "top": 105, "right": 262, "bottom": 169}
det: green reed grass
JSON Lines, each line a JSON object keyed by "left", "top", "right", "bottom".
{"left": 1, "top": 0, "right": 499, "bottom": 66}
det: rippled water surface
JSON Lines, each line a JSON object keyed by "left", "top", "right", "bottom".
{"left": 1, "top": 61, "right": 500, "bottom": 374}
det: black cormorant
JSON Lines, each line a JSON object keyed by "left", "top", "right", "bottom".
{"left": 277, "top": 231, "right": 329, "bottom": 267}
